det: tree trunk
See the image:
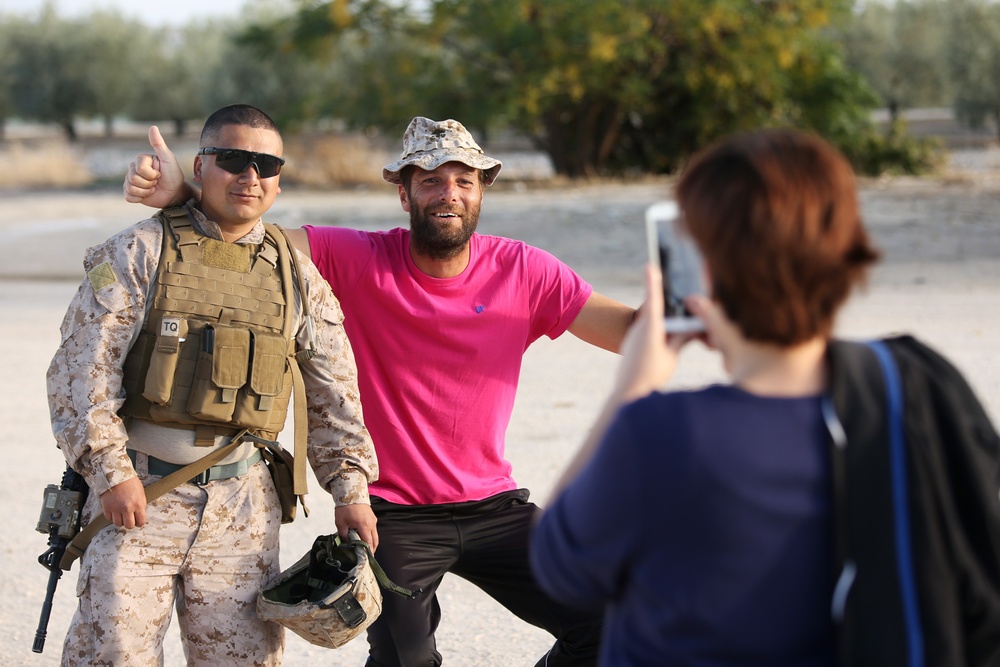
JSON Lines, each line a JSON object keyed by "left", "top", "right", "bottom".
{"left": 61, "top": 119, "right": 78, "bottom": 142}
{"left": 541, "top": 103, "right": 622, "bottom": 179}
{"left": 541, "top": 111, "right": 574, "bottom": 177}
{"left": 888, "top": 99, "right": 900, "bottom": 125}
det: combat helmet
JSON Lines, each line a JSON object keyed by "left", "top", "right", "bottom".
{"left": 258, "top": 531, "right": 419, "bottom": 648}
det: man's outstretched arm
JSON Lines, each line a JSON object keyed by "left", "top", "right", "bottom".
{"left": 123, "top": 125, "right": 195, "bottom": 208}
{"left": 568, "top": 291, "right": 637, "bottom": 354}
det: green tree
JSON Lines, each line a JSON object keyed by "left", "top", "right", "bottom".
{"left": 0, "top": 17, "right": 24, "bottom": 141}
{"left": 840, "top": 0, "right": 952, "bottom": 121}
{"left": 129, "top": 22, "right": 225, "bottom": 137}
{"left": 8, "top": 8, "right": 94, "bottom": 140}
{"left": 251, "top": 0, "right": 935, "bottom": 176}
{"left": 80, "top": 11, "right": 148, "bottom": 137}
{"left": 948, "top": 0, "right": 1000, "bottom": 140}
{"left": 213, "top": 19, "right": 335, "bottom": 131}
{"left": 428, "top": 0, "right": 877, "bottom": 176}
{"left": 429, "top": 0, "right": 664, "bottom": 176}
{"left": 235, "top": 0, "right": 444, "bottom": 135}
{"left": 80, "top": 11, "right": 149, "bottom": 137}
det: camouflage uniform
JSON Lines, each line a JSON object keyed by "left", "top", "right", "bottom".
{"left": 47, "top": 204, "right": 377, "bottom": 667}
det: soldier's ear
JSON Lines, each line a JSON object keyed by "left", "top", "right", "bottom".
{"left": 193, "top": 156, "right": 204, "bottom": 184}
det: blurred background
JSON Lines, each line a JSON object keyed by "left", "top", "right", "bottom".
{"left": 3, "top": 3, "right": 1000, "bottom": 664}
{"left": 0, "top": 0, "right": 998, "bottom": 190}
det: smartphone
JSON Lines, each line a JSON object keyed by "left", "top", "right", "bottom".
{"left": 645, "top": 201, "right": 706, "bottom": 333}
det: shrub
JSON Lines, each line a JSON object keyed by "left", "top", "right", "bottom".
{"left": 838, "top": 120, "right": 945, "bottom": 177}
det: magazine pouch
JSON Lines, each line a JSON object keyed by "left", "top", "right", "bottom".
{"left": 233, "top": 330, "right": 289, "bottom": 430}
{"left": 187, "top": 324, "right": 249, "bottom": 423}
{"left": 142, "top": 317, "right": 189, "bottom": 405}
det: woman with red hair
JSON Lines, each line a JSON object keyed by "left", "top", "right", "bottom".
{"left": 531, "top": 128, "right": 881, "bottom": 667}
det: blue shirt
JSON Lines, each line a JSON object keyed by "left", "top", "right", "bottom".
{"left": 531, "top": 385, "right": 836, "bottom": 667}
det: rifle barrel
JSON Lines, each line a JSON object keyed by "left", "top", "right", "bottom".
{"left": 32, "top": 558, "right": 63, "bottom": 653}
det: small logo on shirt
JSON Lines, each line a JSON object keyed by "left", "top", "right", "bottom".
{"left": 474, "top": 305, "right": 486, "bottom": 314}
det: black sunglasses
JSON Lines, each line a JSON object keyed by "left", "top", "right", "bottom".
{"left": 197, "top": 147, "right": 286, "bottom": 179}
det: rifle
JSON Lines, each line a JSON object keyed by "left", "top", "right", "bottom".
{"left": 32, "top": 467, "right": 88, "bottom": 654}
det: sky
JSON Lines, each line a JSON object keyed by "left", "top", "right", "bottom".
{"left": 0, "top": 0, "right": 257, "bottom": 26}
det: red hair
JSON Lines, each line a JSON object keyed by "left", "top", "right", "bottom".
{"left": 676, "top": 129, "right": 880, "bottom": 345}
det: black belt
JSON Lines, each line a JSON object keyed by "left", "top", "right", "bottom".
{"left": 127, "top": 449, "right": 262, "bottom": 486}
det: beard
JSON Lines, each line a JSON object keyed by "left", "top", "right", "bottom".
{"left": 408, "top": 198, "right": 481, "bottom": 260}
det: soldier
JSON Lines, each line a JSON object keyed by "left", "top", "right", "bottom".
{"left": 48, "top": 104, "right": 377, "bottom": 666}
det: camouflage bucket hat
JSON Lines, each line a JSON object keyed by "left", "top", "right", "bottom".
{"left": 257, "top": 532, "right": 419, "bottom": 649}
{"left": 382, "top": 117, "right": 502, "bottom": 186}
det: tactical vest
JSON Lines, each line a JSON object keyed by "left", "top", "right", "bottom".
{"left": 120, "top": 207, "right": 302, "bottom": 443}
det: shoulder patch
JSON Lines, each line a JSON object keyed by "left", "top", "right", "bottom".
{"left": 87, "top": 261, "right": 118, "bottom": 292}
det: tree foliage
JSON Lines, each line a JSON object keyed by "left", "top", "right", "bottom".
{"left": 6, "top": 7, "right": 95, "bottom": 140}
{"left": 81, "top": 11, "right": 151, "bottom": 137}
{"left": 212, "top": 15, "right": 335, "bottom": 131}
{"left": 0, "top": 17, "right": 23, "bottom": 140}
{"left": 0, "top": 0, "right": 965, "bottom": 176}
{"left": 948, "top": 0, "right": 1000, "bottom": 140}
{"left": 127, "top": 24, "right": 219, "bottom": 137}
{"left": 842, "top": 0, "right": 1000, "bottom": 142}
{"left": 236, "top": 0, "right": 460, "bottom": 137}
{"left": 257, "top": 0, "right": 896, "bottom": 177}
{"left": 840, "top": 0, "right": 952, "bottom": 120}
{"left": 0, "top": 7, "right": 272, "bottom": 141}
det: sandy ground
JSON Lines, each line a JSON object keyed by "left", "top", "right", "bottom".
{"left": 2, "top": 153, "right": 1000, "bottom": 665}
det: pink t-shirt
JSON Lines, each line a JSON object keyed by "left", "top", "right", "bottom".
{"left": 304, "top": 226, "right": 592, "bottom": 505}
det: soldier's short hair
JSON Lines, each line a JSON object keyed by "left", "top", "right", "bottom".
{"left": 201, "top": 104, "right": 281, "bottom": 145}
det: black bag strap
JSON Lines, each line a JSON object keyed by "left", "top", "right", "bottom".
{"left": 825, "top": 339, "right": 925, "bottom": 667}
{"left": 866, "top": 340, "right": 924, "bottom": 667}
{"left": 822, "top": 394, "right": 854, "bottom": 621}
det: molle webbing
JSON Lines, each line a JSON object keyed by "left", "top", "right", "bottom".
{"left": 119, "top": 207, "right": 295, "bottom": 440}
{"left": 157, "top": 208, "right": 286, "bottom": 331}
{"left": 106, "top": 208, "right": 312, "bottom": 537}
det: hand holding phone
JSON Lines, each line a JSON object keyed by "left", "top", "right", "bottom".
{"left": 645, "top": 201, "right": 706, "bottom": 333}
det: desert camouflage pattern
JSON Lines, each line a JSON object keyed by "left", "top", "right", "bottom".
{"left": 46, "top": 204, "right": 377, "bottom": 502}
{"left": 381, "top": 116, "right": 503, "bottom": 186}
{"left": 257, "top": 537, "right": 383, "bottom": 649}
{"left": 61, "top": 459, "right": 283, "bottom": 666}
{"left": 46, "top": 204, "right": 377, "bottom": 664}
